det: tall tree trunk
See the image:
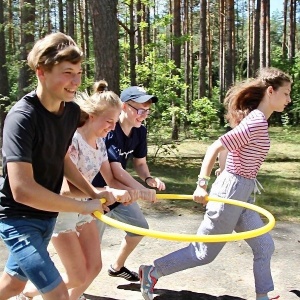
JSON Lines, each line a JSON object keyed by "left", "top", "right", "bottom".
{"left": 136, "top": 0, "right": 142, "bottom": 65}
{"left": 183, "top": 0, "right": 190, "bottom": 116}
{"left": 282, "top": 0, "right": 287, "bottom": 59}
{"left": 7, "top": 0, "right": 15, "bottom": 53}
{"left": 77, "top": 0, "right": 84, "bottom": 54}
{"left": 84, "top": 0, "right": 90, "bottom": 79}
{"left": 289, "top": 0, "right": 296, "bottom": 62}
{"left": 224, "top": 0, "right": 234, "bottom": 91}
{"left": 207, "top": 0, "right": 212, "bottom": 97}
{"left": 253, "top": 0, "right": 260, "bottom": 74}
{"left": 219, "top": 0, "right": 225, "bottom": 102}
{"left": 67, "top": 0, "right": 75, "bottom": 38}
{"left": 0, "top": 0, "right": 10, "bottom": 161}
{"left": 128, "top": 0, "right": 137, "bottom": 85}
{"left": 89, "top": 0, "right": 119, "bottom": 94}
{"left": 247, "top": 0, "right": 252, "bottom": 78}
{"left": 58, "top": 0, "right": 64, "bottom": 33}
{"left": 18, "top": 0, "right": 35, "bottom": 98}
{"left": 171, "top": 0, "right": 181, "bottom": 141}
{"left": 265, "top": 0, "right": 270, "bottom": 67}
{"left": 260, "top": 0, "right": 267, "bottom": 68}
{"left": 199, "top": 0, "right": 207, "bottom": 98}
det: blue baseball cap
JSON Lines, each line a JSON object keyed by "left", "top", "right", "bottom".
{"left": 120, "top": 86, "right": 158, "bottom": 103}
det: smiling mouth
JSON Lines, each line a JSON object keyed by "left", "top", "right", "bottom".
{"left": 65, "top": 88, "right": 76, "bottom": 93}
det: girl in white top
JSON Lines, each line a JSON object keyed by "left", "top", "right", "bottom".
{"left": 139, "top": 67, "right": 292, "bottom": 300}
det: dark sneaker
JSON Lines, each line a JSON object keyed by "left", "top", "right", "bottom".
{"left": 139, "top": 265, "right": 157, "bottom": 300}
{"left": 108, "top": 265, "right": 139, "bottom": 282}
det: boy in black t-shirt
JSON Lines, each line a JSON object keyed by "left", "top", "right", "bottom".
{"left": 0, "top": 32, "right": 115, "bottom": 300}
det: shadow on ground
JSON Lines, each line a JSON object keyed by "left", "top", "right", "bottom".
{"left": 84, "top": 283, "right": 246, "bottom": 300}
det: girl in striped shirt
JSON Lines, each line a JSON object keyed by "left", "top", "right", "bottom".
{"left": 139, "top": 67, "right": 292, "bottom": 300}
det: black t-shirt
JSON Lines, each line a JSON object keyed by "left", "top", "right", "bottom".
{"left": 92, "top": 122, "right": 147, "bottom": 188}
{"left": 0, "top": 91, "right": 80, "bottom": 219}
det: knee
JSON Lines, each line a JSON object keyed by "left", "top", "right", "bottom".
{"left": 87, "top": 260, "right": 102, "bottom": 279}
{"left": 68, "top": 269, "right": 87, "bottom": 287}
{"left": 253, "top": 235, "right": 275, "bottom": 258}
{"left": 192, "top": 243, "right": 219, "bottom": 265}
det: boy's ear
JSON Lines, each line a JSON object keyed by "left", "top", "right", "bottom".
{"left": 36, "top": 67, "right": 45, "bottom": 79}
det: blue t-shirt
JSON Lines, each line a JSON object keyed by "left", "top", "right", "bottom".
{"left": 92, "top": 122, "right": 147, "bottom": 187}
{"left": 0, "top": 91, "right": 80, "bottom": 219}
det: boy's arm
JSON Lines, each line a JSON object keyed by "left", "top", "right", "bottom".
{"left": 7, "top": 161, "right": 98, "bottom": 213}
{"left": 110, "top": 161, "right": 147, "bottom": 189}
{"left": 133, "top": 157, "right": 166, "bottom": 191}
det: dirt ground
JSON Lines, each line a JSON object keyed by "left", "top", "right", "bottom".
{"left": 1, "top": 201, "right": 300, "bottom": 300}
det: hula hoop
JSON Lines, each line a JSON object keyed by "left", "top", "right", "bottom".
{"left": 94, "top": 194, "right": 275, "bottom": 243}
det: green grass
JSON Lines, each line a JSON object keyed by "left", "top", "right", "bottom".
{"left": 130, "top": 127, "right": 300, "bottom": 222}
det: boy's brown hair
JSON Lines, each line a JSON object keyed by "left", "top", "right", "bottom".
{"left": 27, "top": 32, "right": 83, "bottom": 72}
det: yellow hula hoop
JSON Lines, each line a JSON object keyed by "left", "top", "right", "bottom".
{"left": 94, "top": 194, "right": 275, "bottom": 243}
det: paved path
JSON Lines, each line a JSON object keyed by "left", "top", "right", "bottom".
{"left": 1, "top": 211, "right": 300, "bottom": 300}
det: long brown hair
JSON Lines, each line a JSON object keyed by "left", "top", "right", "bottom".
{"left": 224, "top": 67, "right": 292, "bottom": 127}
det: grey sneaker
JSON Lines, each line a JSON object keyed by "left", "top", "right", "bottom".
{"left": 139, "top": 265, "right": 158, "bottom": 300}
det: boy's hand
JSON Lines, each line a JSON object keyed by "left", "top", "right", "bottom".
{"left": 139, "top": 189, "right": 157, "bottom": 203}
{"left": 145, "top": 177, "right": 166, "bottom": 191}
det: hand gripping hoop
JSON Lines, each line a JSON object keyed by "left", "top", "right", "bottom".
{"left": 94, "top": 194, "right": 275, "bottom": 243}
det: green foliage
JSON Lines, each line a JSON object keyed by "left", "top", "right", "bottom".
{"left": 187, "top": 97, "right": 218, "bottom": 140}
{"left": 135, "top": 50, "right": 186, "bottom": 126}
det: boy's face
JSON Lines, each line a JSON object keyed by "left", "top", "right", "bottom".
{"left": 124, "top": 100, "right": 152, "bottom": 128}
{"left": 39, "top": 61, "right": 82, "bottom": 103}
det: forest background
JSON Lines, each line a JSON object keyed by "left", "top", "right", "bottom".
{"left": 0, "top": 0, "right": 299, "bottom": 221}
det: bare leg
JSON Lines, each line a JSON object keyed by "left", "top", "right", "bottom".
{"left": 41, "top": 281, "right": 69, "bottom": 300}
{"left": 68, "top": 221, "right": 102, "bottom": 300}
{"left": 112, "top": 235, "right": 142, "bottom": 270}
{"left": 0, "top": 272, "right": 26, "bottom": 300}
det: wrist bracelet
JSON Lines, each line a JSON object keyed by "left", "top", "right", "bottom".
{"left": 197, "top": 175, "right": 210, "bottom": 181}
{"left": 144, "top": 176, "right": 153, "bottom": 184}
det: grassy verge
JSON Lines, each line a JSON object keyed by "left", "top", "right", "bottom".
{"left": 130, "top": 127, "right": 300, "bottom": 222}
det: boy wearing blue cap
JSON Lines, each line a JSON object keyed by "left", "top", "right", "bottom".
{"left": 92, "top": 86, "right": 166, "bottom": 282}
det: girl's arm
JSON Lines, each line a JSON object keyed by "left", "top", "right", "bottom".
{"left": 193, "top": 139, "right": 226, "bottom": 205}
{"left": 100, "top": 160, "right": 132, "bottom": 190}
{"left": 215, "top": 149, "right": 228, "bottom": 176}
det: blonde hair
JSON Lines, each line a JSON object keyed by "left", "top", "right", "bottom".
{"left": 27, "top": 32, "right": 83, "bottom": 72}
{"left": 92, "top": 80, "right": 108, "bottom": 93}
{"left": 224, "top": 67, "right": 292, "bottom": 127}
{"left": 75, "top": 90, "right": 122, "bottom": 127}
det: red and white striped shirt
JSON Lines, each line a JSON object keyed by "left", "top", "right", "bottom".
{"left": 219, "top": 109, "right": 270, "bottom": 179}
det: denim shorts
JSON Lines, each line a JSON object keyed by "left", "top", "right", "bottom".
{"left": 0, "top": 217, "right": 62, "bottom": 294}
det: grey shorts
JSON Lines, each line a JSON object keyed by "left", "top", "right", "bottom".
{"left": 96, "top": 201, "right": 149, "bottom": 238}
